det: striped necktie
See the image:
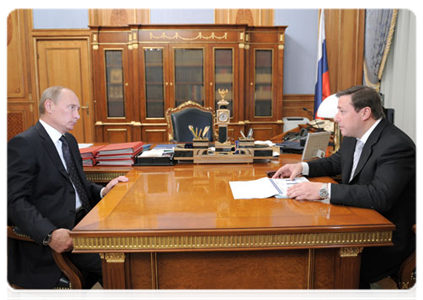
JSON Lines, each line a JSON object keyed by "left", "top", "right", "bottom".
{"left": 60, "top": 135, "right": 91, "bottom": 213}
{"left": 349, "top": 139, "right": 364, "bottom": 182}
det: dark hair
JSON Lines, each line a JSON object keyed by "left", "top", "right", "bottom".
{"left": 336, "top": 85, "right": 385, "bottom": 119}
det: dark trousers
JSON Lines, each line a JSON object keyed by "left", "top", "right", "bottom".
{"left": 67, "top": 209, "right": 103, "bottom": 288}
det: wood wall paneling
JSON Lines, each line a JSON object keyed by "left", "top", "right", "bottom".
{"left": 325, "top": 9, "right": 365, "bottom": 93}
{"left": 7, "top": 10, "right": 34, "bottom": 140}
{"left": 89, "top": 9, "right": 150, "bottom": 26}
{"left": 282, "top": 94, "right": 314, "bottom": 119}
{"left": 215, "top": 9, "right": 274, "bottom": 26}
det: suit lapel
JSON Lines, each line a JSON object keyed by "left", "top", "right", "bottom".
{"left": 341, "top": 137, "right": 356, "bottom": 184}
{"left": 35, "top": 122, "right": 69, "bottom": 180}
{"left": 350, "top": 119, "right": 388, "bottom": 181}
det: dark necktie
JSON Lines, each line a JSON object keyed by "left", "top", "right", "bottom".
{"left": 60, "top": 135, "right": 91, "bottom": 213}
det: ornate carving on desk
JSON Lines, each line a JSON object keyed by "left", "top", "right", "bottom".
{"left": 85, "top": 172, "right": 127, "bottom": 183}
{"left": 74, "top": 231, "right": 392, "bottom": 251}
{"left": 339, "top": 247, "right": 364, "bottom": 258}
{"left": 100, "top": 252, "right": 126, "bottom": 263}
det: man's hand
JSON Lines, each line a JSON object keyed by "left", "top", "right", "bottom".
{"left": 101, "top": 175, "right": 129, "bottom": 197}
{"left": 49, "top": 229, "right": 73, "bottom": 253}
{"left": 272, "top": 163, "right": 303, "bottom": 181}
{"left": 286, "top": 182, "right": 322, "bottom": 201}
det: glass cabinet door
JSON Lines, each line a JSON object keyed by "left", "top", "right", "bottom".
{"left": 214, "top": 48, "right": 234, "bottom": 117}
{"left": 144, "top": 48, "right": 165, "bottom": 118}
{"left": 254, "top": 49, "right": 273, "bottom": 117}
{"left": 105, "top": 50, "right": 125, "bottom": 118}
{"left": 173, "top": 48, "right": 204, "bottom": 107}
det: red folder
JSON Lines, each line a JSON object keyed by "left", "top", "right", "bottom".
{"left": 79, "top": 145, "right": 106, "bottom": 159}
{"left": 97, "top": 141, "right": 144, "bottom": 156}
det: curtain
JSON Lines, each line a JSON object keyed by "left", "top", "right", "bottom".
{"left": 380, "top": 10, "right": 416, "bottom": 142}
{"left": 363, "top": 9, "right": 398, "bottom": 91}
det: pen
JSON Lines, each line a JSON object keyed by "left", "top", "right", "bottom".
{"left": 247, "top": 128, "right": 253, "bottom": 138}
{"left": 240, "top": 130, "right": 246, "bottom": 138}
{"left": 202, "top": 126, "right": 210, "bottom": 138}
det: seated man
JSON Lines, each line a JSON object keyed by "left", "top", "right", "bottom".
{"left": 8, "top": 86, "right": 129, "bottom": 288}
{"left": 272, "top": 85, "right": 415, "bottom": 288}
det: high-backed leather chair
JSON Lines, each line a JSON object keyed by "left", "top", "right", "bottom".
{"left": 7, "top": 226, "right": 85, "bottom": 289}
{"left": 392, "top": 224, "right": 420, "bottom": 300}
{"left": 165, "top": 101, "right": 215, "bottom": 142}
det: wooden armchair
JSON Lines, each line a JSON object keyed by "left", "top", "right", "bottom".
{"left": 394, "top": 224, "right": 416, "bottom": 289}
{"left": 6, "top": 225, "right": 84, "bottom": 300}
{"left": 165, "top": 101, "right": 215, "bottom": 142}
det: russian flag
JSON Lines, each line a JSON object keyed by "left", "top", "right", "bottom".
{"left": 314, "top": 9, "right": 331, "bottom": 117}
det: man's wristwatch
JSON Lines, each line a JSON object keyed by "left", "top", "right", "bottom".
{"left": 42, "top": 232, "right": 52, "bottom": 246}
{"left": 319, "top": 183, "right": 329, "bottom": 199}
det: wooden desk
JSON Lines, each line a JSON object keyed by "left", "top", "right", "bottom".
{"left": 73, "top": 154, "right": 394, "bottom": 289}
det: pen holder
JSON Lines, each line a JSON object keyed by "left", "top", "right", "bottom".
{"left": 193, "top": 138, "right": 209, "bottom": 149}
{"left": 238, "top": 138, "right": 254, "bottom": 148}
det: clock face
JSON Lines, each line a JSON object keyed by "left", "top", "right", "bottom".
{"left": 218, "top": 111, "right": 229, "bottom": 123}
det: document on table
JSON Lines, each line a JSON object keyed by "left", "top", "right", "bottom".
{"left": 229, "top": 177, "right": 309, "bottom": 199}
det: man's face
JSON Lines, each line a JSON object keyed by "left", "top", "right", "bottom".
{"left": 47, "top": 89, "right": 81, "bottom": 134}
{"left": 334, "top": 95, "right": 364, "bottom": 138}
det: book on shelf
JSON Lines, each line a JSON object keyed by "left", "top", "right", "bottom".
{"left": 97, "top": 141, "right": 144, "bottom": 156}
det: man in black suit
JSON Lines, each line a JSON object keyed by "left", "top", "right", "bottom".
{"left": 8, "top": 86, "right": 129, "bottom": 288}
{"left": 272, "top": 85, "right": 415, "bottom": 288}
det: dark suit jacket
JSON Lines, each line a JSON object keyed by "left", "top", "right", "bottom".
{"left": 308, "top": 118, "right": 416, "bottom": 283}
{"left": 8, "top": 122, "right": 103, "bottom": 288}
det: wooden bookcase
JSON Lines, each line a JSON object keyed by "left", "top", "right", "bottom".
{"left": 90, "top": 24, "right": 287, "bottom": 143}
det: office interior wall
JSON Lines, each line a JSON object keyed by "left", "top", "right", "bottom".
{"left": 380, "top": 9, "right": 416, "bottom": 142}
{"left": 33, "top": 9, "right": 89, "bottom": 29}
{"left": 275, "top": 9, "right": 318, "bottom": 95}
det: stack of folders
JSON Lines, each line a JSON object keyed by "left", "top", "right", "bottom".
{"left": 95, "top": 141, "right": 145, "bottom": 166}
{"left": 79, "top": 145, "right": 105, "bottom": 167}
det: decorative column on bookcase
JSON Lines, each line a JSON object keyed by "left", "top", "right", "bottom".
{"left": 238, "top": 30, "right": 246, "bottom": 134}
{"left": 277, "top": 30, "right": 285, "bottom": 123}
{"left": 100, "top": 253, "right": 127, "bottom": 289}
{"left": 129, "top": 26, "right": 142, "bottom": 141}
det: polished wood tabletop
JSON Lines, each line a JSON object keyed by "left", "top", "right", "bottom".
{"left": 72, "top": 154, "right": 394, "bottom": 252}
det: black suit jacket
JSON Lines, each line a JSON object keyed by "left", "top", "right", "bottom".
{"left": 308, "top": 118, "right": 416, "bottom": 283}
{"left": 8, "top": 122, "right": 103, "bottom": 288}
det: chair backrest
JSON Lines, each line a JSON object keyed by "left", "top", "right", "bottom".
{"left": 7, "top": 226, "right": 84, "bottom": 289}
{"left": 165, "top": 101, "right": 215, "bottom": 142}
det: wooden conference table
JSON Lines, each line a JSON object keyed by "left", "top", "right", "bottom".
{"left": 72, "top": 153, "right": 394, "bottom": 289}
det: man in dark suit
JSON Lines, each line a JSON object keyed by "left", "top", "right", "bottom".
{"left": 272, "top": 85, "right": 415, "bottom": 288}
{"left": 8, "top": 86, "right": 129, "bottom": 288}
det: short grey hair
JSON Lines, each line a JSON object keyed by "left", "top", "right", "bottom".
{"left": 39, "top": 86, "right": 66, "bottom": 115}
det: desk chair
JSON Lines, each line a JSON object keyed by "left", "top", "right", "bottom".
{"left": 392, "top": 224, "right": 420, "bottom": 300}
{"left": 7, "top": 226, "right": 84, "bottom": 289}
{"left": 165, "top": 101, "right": 215, "bottom": 142}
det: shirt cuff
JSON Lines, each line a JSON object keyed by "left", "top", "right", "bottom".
{"left": 100, "top": 187, "right": 105, "bottom": 199}
{"left": 301, "top": 162, "right": 331, "bottom": 204}
{"left": 301, "top": 162, "right": 309, "bottom": 175}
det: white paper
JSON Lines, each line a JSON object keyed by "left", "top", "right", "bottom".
{"left": 78, "top": 143, "right": 93, "bottom": 149}
{"left": 229, "top": 177, "right": 309, "bottom": 200}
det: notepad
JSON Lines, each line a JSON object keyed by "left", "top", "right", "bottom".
{"left": 229, "top": 177, "right": 309, "bottom": 200}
